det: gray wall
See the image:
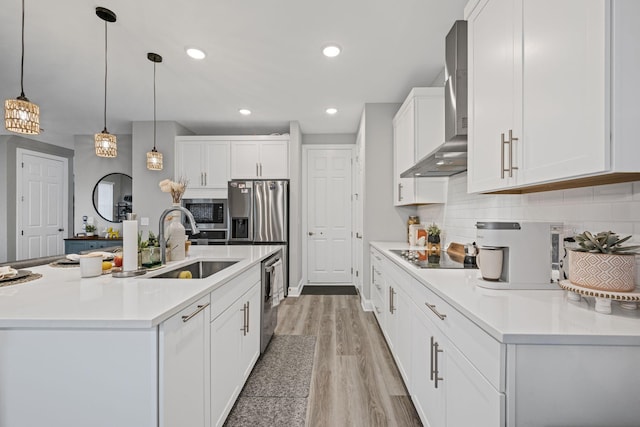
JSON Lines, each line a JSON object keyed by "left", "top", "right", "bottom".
{"left": 0, "top": 135, "right": 74, "bottom": 262}
{"left": 132, "top": 121, "right": 193, "bottom": 237}
{"left": 361, "top": 103, "right": 417, "bottom": 299}
{"left": 288, "top": 122, "right": 303, "bottom": 290}
{"left": 303, "top": 133, "right": 356, "bottom": 145}
{"left": 73, "top": 134, "right": 132, "bottom": 235}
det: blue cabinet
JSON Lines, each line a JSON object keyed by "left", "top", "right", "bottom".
{"left": 64, "top": 239, "right": 123, "bottom": 254}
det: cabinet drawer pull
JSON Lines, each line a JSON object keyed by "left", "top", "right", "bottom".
{"left": 182, "top": 303, "right": 210, "bottom": 323}
{"left": 425, "top": 302, "right": 446, "bottom": 320}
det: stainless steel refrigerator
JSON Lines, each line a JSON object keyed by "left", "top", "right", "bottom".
{"left": 228, "top": 180, "right": 289, "bottom": 294}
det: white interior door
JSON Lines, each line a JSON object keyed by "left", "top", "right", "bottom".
{"left": 17, "top": 149, "right": 68, "bottom": 260}
{"left": 352, "top": 150, "right": 363, "bottom": 293}
{"left": 306, "top": 147, "right": 353, "bottom": 283}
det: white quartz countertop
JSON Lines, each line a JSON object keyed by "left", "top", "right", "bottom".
{"left": 0, "top": 245, "right": 282, "bottom": 329}
{"left": 371, "top": 241, "right": 640, "bottom": 345}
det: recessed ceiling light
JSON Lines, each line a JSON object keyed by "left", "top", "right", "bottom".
{"left": 322, "top": 44, "right": 341, "bottom": 58}
{"left": 325, "top": 107, "right": 338, "bottom": 115}
{"left": 186, "top": 47, "right": 206, "bottom": 60}
{"left": 238, "top": 109, "right": 251, "bottom": 116}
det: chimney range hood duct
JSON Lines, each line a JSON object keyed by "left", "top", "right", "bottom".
{"left": 401, "top": 20, "right": 468, "bottom": 178}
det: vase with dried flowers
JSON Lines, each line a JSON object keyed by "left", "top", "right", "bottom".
{"left": 159, "top": 177, "right": 188, "bottom": 205}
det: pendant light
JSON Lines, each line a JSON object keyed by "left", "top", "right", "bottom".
{"left": 4, "top": 0, "right": 40, "bottom": 135}
{"left": 94, "top": 7, "right": 117, "bottom": 158}
{"left": 146, "top": 53, "right": 163, "bottom": 171}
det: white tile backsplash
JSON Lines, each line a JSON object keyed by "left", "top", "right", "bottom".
{"left": 416, "top": 172, "right": 640, "bottom": 244}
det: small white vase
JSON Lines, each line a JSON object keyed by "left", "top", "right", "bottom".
{"left": 166, "top": 204, "right": 186, "bottom": 261}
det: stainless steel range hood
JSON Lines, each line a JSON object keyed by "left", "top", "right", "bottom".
{"left": 401, "top": 20, "right": 468, "bottom": 178}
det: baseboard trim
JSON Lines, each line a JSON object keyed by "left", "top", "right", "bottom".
{"left": 361, "top": 297, "right": 374, "bottom": 312}
{"left": 287, "top": 279, "right": 304, "bottom": 297}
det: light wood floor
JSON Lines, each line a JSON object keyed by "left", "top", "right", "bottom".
{"left": 275, "top": 294, "right": 422, "bottom": 427}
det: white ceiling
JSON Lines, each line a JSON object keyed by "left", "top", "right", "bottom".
{"left": 0, "top": 0, "right": 468, "bottom": 142}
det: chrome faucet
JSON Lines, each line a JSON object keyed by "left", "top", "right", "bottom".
{"left": 158, "top": 206, "right": 200, "bottom": 265}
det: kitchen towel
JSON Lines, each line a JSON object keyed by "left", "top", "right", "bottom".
{"left": 272, "top": 260, "right": 284, "bottom": 307}
{"left": 122, "top": 220, "right": 138, "bottom": 271}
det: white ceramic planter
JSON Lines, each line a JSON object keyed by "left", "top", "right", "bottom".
{"left": 568, "top": 251, "right": 636, "bottom": 292}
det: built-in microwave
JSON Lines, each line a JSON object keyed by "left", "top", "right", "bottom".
{"left": 181, "top": 198, "right": 228, "bottom": 243}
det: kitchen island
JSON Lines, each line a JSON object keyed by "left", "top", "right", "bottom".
{"left": 0, "top": 245, "right": 282, "bottom": 427}
{"left": 370, "top": 241, "right": 640, "bottom": 427}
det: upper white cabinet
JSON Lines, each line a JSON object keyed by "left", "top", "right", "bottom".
{"left": 393, "top": 88, "right": 448, "bottom": 205}
{"left": 175, "top": 137, "right": 230, "bottom": 198}
{"left": 230, "top": 138, "right": 289, "bottom": 179}
{"left": 467, "top": 0, "right": 640, "bottom": 194}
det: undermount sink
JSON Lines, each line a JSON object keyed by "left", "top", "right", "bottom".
{"left": 151, "top": 260, "right": 238, "bottom": 279}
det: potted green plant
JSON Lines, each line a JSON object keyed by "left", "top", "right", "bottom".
{"left": 427, "top": 223, "right": 441, "bottom": 256}
{"left": 569, "top": 231, "right": 640, "bottom": 292}
{"left": 85, "top": 224, "right": 96, "bottom": 237}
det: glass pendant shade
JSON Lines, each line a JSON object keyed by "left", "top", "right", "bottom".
{"left": 95, "top": 7, "right": 117, "bottom": 158}
{"left": 5, "top": 97, "right": 40, "bottom": 135}
{"left": 146, "top": 52, "right": 163, "bottom": 170}
{"left": 5, "top": 0, "right": 40, "bottom": 135}
{"left": 95, "top": 130, "right": 117, "bottom": 158}
{"left": 146, "top": 148, "right": 163, "bottom": 170}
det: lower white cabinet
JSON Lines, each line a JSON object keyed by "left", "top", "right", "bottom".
{"left": 412, "top": 306, "right": 504, "bottom": 427}
{"left": 385, "top": 271, "right": 413, "bottom": 385}
{"left": 159, "top": 296, "right": 211, "bottom": 427}
{"left": 211, "top": 280, "right": 261, "bottom": 427}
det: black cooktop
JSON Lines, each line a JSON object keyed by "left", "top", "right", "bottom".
{"left": 389, "top": 249, "right": 477, "bottom": 269}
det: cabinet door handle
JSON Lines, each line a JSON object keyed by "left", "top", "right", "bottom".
{"left": 246, "top": 301, "right": 250, "bottom": 334}
{"left": 425, "top": 302, "right": 446, "bottom": 320}
{"left": 389, "top": 287, "right": 396, "bottom": 314}
{"left": 398, "top": 183, "right": 403, "bottom": 201}
{"left": 501, "top": 132, "right": 507, "bottom": 179}
{"left": 256, "top": 163, "right": 259, "bottom": 177}
{"left": 182, "top": 303, "right": 210, "bottom": 323}
{"left": 259, "top": 163, "right": 263, "bottom": 176}
{"left": 204, "top": 172, "right": 207, "bottom": 186}
{"left": 509, "top": 129, "right": 518, "bottom": 177}
{"left": 430, "top": 336, "right": 435, "bottom": 381}
{"left": 240, "top": 303, "right": 247, "bottom": 335}
{"left": 434, "top": 340, "right": 444, "bottom": 389}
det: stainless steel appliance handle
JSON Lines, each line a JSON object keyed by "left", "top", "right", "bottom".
{"left": 182, "top": 303, "right": 210, "bottom": 323}
{"left": 425, "top": 302, "right": 447, "bottom": 320}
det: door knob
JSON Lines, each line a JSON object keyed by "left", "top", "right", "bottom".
{"left": 308, "top": 232, "right": 314, "bottom": 236}
{"left": 58, "top": 228, "right": 64, "bottom": 232}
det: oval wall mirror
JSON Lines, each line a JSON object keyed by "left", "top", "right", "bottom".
{"left": 92, "top": 173, "right": 133, "bottom": 223}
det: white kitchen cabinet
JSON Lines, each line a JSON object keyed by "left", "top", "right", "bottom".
{"left": 393, "top": 88, "right": 447, "bottom": 205}
{"left": 230, "top": 139, "right": 289, "bottom": 179}
{"left": 370, "top": 248, "right": 386, "bottom": 324}
{"left": 410, "top": 275, "right": 505, "bottom": 427}
{"left": 467, "top": 0, "right": 640, "bottom": 194}
{"left": 159, "top": 296, "right": 211, "bottom": 427}
{"left": 385, "top": 273, "right": 413, "bottom": 386}
{"left": 175, "top": 137, "right": 230, "bottom": 198}
{"left": 210, "top": 278, "right": 261, "bottom": 427}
